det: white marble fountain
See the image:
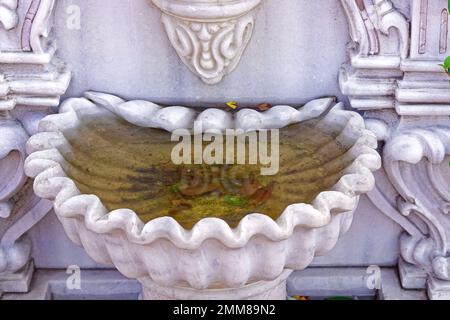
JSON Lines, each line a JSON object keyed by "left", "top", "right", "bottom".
{"left": 24, "top": 92, "right": 380, "bottom": 299}
{"left": 1, "top": 0, "right": 450, "bottom": 301}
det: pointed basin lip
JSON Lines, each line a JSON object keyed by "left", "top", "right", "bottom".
{"left": 151, "top": 0, "right": 262, "bottom": 20}
{"left": 24, "top": 93, "right": 382, "bottom": 249}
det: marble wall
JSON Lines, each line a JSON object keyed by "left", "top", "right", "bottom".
{"left": 54, "top": 0, "right": 350, "bottom": 106}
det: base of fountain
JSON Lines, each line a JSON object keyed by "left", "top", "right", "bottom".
{"left": 140, "top": 270, "right": 293, "bottom": 300}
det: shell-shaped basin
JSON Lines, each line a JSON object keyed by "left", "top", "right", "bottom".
{"left": 25, "top": 92, "right": 381, "bottom": 290}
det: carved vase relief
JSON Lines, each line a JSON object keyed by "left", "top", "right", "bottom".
{"left": 150, "top": 0, "right": 262, "bottom": 84}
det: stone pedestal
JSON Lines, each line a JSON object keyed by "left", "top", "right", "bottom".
{"left": 0, "top": 261, "right": 34, "bottom": 297}
{"left": 428, "top": 277, "right": 450, "bottom": 300}
{"left": 398, "top": 258, "right": 428, "bottom": 290}
{"left": 141, "top": 270, "right": 292, "bottom": 301}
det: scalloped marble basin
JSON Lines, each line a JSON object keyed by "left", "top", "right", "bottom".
{"left": 24, "top": 92, "right": 381, "bottom": 300}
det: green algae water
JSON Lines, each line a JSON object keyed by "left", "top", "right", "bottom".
{"left": 59, "top": 109, "right": 349, "bottom": 229}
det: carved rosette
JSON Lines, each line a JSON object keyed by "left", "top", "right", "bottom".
{"left": 150, "top": 0, "right": 261, "bottom": 84}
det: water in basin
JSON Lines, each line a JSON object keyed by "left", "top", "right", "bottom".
{"left": 59, "top": 109, "right": 349, "bottom": 229}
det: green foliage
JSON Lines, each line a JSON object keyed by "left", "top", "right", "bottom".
{"left": 443, "top": 56, "right": 450, "bottom": 71}
{"left": 441, "top": 56, "right": 450, "bottom": 83}
{"left": 169, "top": 183, "right": 180, "bottom": 194}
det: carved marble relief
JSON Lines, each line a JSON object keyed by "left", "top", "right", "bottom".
{"left": 149, "top": 0, "right": 262, "bottom": 85}
{"left": 440, "top": 7, "right": 448, "bottom": 54}
{"left": 0, "top": 0, "right": 70, "bottom": 111}
{"left": 411, "top": 0, "right": 450, "bottom": 59}
{"left": 0, "top": 0, "right": 69, "bottom": 296}
{"left": 340, "top": 0, "right": 410, "bottom": 111}
{"left": 341, "top": 0, "right": 450, "bottom": 299}
{"left": 365, "top": 117, "right": 450, "bottom": 299}
{"left": 0, "top": 0, "right": 449, "bottom": 300}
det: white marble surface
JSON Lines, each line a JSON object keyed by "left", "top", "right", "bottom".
{"left": 54, "top": 0, "right": 350, "bottom": 106}
{"left": 28, "top": 0, "right": 402, "bottom": 273}
{"left": 25, "top": 0, "right": 402, "bottom": 272}
{"left": 29, "top": 195, "right": 402, "bottom": 269}
{"left": 1, "top": 0, "right": 449, "bottom": 300}
{"left": 312, "top": 195, "right": 402, "bottom": 267}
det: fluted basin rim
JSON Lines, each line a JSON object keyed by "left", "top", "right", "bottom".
{"left": 25, "top": 92, "right": 381, "bottom": 250}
